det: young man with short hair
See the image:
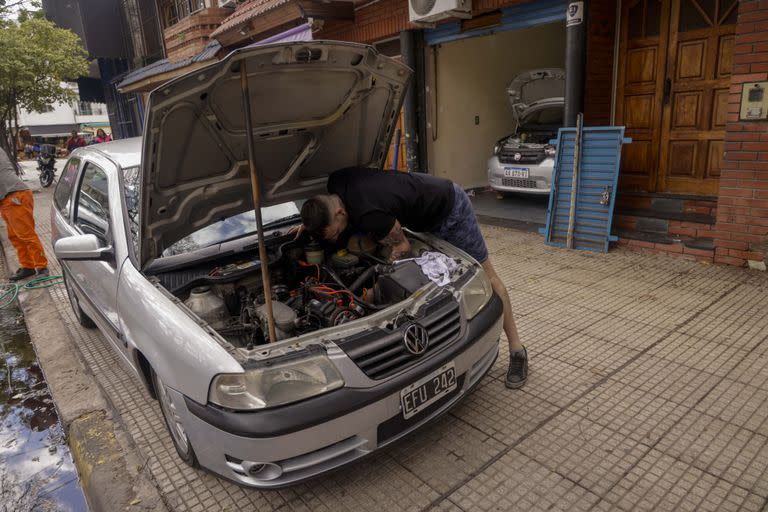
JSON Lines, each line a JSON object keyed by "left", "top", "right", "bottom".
{"left": 301, "top": 167, "right": 528, "bottom": 388}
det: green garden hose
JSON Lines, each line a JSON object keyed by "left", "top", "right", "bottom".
{"left": 0, "top": 274, "right": 64, "bottom": 309}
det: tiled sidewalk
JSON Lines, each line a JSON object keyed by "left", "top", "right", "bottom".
{"left": 8, "top": 173, "right": 768, "bottom": 511}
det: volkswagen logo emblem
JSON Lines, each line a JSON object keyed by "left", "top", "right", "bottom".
{"left": 403, "top": 323, "right": 429, "bottom": 356}
{"left": 513, "top": 152, "right": 522, "bottom": 161}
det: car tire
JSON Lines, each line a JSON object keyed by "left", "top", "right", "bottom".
{"left": 151, "top": 368, "right": 199, "bottom": 468}
{"left": 63, "top": 272, "right": 96, "bottom": 328}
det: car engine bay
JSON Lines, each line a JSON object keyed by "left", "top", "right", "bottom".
{"left": 151, "top": 234, "right": 459, "bottom": 348}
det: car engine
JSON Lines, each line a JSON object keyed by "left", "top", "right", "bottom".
{"left": 157, "top": 235, "right": 441, "bottom": 348}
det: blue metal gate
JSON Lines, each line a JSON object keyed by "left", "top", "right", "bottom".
{"left": 541, "top": 126, "right": 631, "bottom": 253}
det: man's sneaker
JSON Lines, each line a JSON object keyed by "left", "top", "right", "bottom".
{"left": 505, "top": 347, "right": 528, "bottom": 389}
{"left": 36, "top": 268, "right": 49, "bottom": 276}
{"left": 8, "top": 267, "right": 36, "bottom": 281}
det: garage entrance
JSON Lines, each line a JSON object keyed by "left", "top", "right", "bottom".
{"left": 423, "top": 0, "right": 566, "bottom": 227}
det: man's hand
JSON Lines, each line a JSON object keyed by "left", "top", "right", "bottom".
{"left": 288, "top": 224, "right": 305, "bottom": 240}
{"left": 380, "top": 220, "right": 411, "bottom": 262}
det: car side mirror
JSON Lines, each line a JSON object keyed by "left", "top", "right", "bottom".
{"left": 54, "top": 234, "right": 114, "bottom": 261}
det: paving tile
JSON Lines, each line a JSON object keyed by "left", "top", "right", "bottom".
{"left": 445, "top": 449, "right": 601, "bottom": 512}
{"left": 506, "top": 353, "right": 604, "bottom": 408}
{"left": 604, "top": 449, "right": 765, "bottom": 512}
{"left": 578, "top": 316, "right": 669, "bottom": 351}
{"left": 695, "top": 379, "right": 768, "bottom": 437}
{"left": 294, "top": 453, "right": 439, "bottom": 512}
{"left": 517, "top": 411, "right": 650, "bottom": 496}
{"left": 679, "top": 313, "right": 768, "bottom": 353}
{"left": 386, "top": 414, "right": 506, "bottom": 495}
{"left": 509, "top": 318, "right": 579, "bottom": 359}
{"left": 507, "top": 289, "right": 557, "bottom": 318}
{"left": 539, "top": 332, "right": 641, "bottom": 377}
{"left": 527, "top": 303, "right": 609, "bottom": 332}
{"left": 610, "top": 355, "right": 716, "bottom": 407}
{"left": 568, "top": 380, "right": 688, "bottom": 446}
{"left": 646, "top": 332, "right": 748, "bottom": 377}
{"left": 729, "top": 351, "right": 768, "bottom": 391}
{"left": 450, "top": 380, "right": 559, "bottom": 445}
{"left": 655, "top": 410, "right": 768, "bottom": 497}
{"left": 510, "top": 276, "right": 592, "bottom": 301}
{"left": 611, "top": 298, "right": 697, "bottom": 329}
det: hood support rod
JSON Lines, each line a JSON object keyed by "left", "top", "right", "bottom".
{"left": 240, "top": 59, "right": 277, "bottom": 343}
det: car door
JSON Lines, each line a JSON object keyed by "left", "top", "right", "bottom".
{"left": 51, "top": 156, "right": 83, "bottom": 241}
{"left": 64, "top": 159, "right": 127, "bottom": 356}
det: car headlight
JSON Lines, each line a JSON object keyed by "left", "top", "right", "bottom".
{"left": 209, "top": 352, "right": 344, "bottom": 410}
{"left": 461, "top": 267, "right": 493, "bottom": 318}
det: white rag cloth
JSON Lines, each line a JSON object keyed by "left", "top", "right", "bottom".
{"left": 397, "top": 251, "right": 459, "bottom": 286}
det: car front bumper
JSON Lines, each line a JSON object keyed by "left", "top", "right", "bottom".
{"left": 487, "top": 155, "right": 553, "bottom": 195}
{"left": 168, "top": 293, "right": 503, "bottom": 488}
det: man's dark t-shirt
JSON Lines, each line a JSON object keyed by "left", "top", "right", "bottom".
{"left": 327, "top": 167, "right": 455, "bottom": 240}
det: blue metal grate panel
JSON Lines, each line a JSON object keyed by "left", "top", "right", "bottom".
{"left": 541, "top": 126, "right": 630, "bottom": 253}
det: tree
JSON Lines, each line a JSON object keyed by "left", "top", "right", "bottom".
{"left": 0, "top": 16, "right": 89, "bottom": 161}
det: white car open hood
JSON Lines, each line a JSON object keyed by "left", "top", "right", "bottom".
{"left": 140, "top": 42, "right": 412, "bottom": 266}
{"left": 506, "top": 68, "right": 565, "bottom": 119}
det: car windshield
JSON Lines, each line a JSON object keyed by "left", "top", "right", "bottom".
{"left": 162, "top": 202, "right": 303, "bottom": 257}
{"left": 520, "top": 106, "right": 563, "bottom": 131}
{"left": 121, "top": 166, "right": 303, "bottom": 258}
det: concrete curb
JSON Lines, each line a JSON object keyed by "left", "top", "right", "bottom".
{"left": 0, "top": 223, "right": 167, "bottom": 511}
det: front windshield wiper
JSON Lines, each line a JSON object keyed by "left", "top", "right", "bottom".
{"left": 263, "top": 213, "right": 301, "bottom": 229}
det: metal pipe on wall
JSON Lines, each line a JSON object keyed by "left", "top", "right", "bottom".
{"left": 564, "top": 0, "right": 588, "bottom": 127}
{"left": 400, "top": 30, "right": 420, "bottom": 172}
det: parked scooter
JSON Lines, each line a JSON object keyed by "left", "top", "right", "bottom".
{"left": 38, "top": 144, "right": 56, "bottom": 187}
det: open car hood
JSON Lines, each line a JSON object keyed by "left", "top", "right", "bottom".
{"left": 506, "top": 68, "right": 565, "bottom": 118}
{"left": 140, "top": 42, "right": 412, "bottom": 266}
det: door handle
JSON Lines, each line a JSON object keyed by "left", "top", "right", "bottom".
{"left": 663, "top": 78, "right": 672, "bottom": 105}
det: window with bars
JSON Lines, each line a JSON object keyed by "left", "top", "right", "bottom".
{"left": 160, "top": 0, "right": 208, "bottom": 27}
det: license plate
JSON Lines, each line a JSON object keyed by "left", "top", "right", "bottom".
{"left": 504, "top": 167, "right": 529, "bottom": 178}
{"left": 400, "top": 363, "right": 457, "bottom": 419}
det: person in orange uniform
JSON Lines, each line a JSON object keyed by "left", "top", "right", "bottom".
{"left": 0, "top": 146, "right": 48, "bottom": 281}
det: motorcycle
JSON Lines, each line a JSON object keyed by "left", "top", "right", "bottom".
{"left": 37, "top": 144, "right": 56, "bottom": 188}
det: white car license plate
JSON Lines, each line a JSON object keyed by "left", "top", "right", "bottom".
{"left": 504, "top": 167, "right": 529, "bottom": 178}
{"left": 400, "top": 362, "right": 457, "bottom": 419}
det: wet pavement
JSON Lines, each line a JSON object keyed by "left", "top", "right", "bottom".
{"left": 0, "top": 304, "right": 88, "bottom": 512}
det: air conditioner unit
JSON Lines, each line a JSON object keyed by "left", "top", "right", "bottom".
{"left": 409, "top": 0, "right": 472, "bottom": 24}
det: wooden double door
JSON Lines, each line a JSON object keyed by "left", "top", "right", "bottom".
{"left": 616, "top": 0, "right": 738, "bottom": 195}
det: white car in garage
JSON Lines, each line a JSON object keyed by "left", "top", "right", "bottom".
{"left": 488, "top": 68, "right": 564, "bottom": 196}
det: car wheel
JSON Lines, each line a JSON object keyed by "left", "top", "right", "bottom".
{"left": 63, "top": 272, "right": 96, "bottom": 328}
{"left": 152, "top": 368, "right": 199, "bottom": 468}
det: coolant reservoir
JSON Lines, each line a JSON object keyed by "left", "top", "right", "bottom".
{"left": 184, "top": 286, "right": 229, "bottom": 329}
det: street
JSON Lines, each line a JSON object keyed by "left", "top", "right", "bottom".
{"left": 3, "top": 165, "right": 768, "bottom": 511}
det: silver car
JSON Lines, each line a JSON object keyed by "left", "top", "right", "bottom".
{"left": 50, "top": 42, "right": 502, "bottom": 488}
{"left": 488, "top": 69, "right": 564, "bottom": 195}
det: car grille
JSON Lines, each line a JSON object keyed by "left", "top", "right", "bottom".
{"left": 337, "top": 293, "right": 461, "bottom": 380}
{"left": 498, "top": 148, "right": 546, "bottom": 164}
{"left": 502, "top": 178, "right": 540, "bottom": 188}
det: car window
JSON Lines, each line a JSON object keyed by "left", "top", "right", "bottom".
{"left": 74, "top": 163, "right": 111, "bottom": 247}
{"left": 163, "top": 202, "right": 303, "bottom": 257}
{"left": 53, "top": 157, "right": 81, "bottom": 220}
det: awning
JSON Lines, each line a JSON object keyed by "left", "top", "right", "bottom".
{"left": 243, "top": 22, "right": 313, "bottom": 47}
{"left": 27, "top": 124, "right": 77, "bottom": 137}
{"left": 117, "top": 40, "right": 222, "bottom": 93}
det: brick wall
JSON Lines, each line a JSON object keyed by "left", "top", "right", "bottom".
{"left": 164, "top": 8, "right": 230, "bottom": 63}
{"left": 584, "top": 0, "right": 616, "bottom": 126}
{"left": 713, "top": 0, "right": 768, "bottom": 268}
{"left": 317, "top": 0, "right": 529, "bottom": 44}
